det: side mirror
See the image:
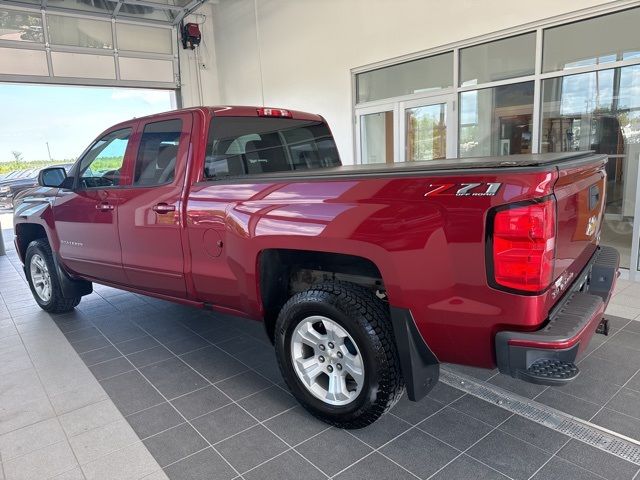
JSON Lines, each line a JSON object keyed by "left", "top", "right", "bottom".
{"left": 38, "top": 167, "right": 67, "bottom": 188}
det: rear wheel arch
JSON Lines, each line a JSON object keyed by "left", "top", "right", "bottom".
{"left": 257, "top": 248, "right": 386, "bottom": 342}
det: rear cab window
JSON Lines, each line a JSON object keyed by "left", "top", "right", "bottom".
{"left": 204, "top": 117, "right": 341, "bottom": 180}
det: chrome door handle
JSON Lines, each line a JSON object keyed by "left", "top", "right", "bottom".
{"left": 153, "top": 203, "right": 176, "bottom": 214}
{"left": 95, "top": 202, "right": 114, "bottom": 211}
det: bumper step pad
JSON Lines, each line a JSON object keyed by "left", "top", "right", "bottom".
{"left": 519, "top": 359, "right": 579, "bottom": 385}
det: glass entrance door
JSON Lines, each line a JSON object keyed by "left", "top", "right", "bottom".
{"left": 400, "top": 95, "right": 455, "bottom": 162}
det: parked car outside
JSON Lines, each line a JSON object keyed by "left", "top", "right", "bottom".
{"left": 0, "top": 165, "right": 72, "bottom": 210}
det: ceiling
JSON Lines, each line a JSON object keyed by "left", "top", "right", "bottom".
{"left": 5, "top": 0, "right": 210, "bottom": 25}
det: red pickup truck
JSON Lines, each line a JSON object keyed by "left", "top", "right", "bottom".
{"left": 13, "top": 106, "right": 619, "bottom": 428}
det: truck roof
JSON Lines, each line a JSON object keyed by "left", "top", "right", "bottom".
{"left": 112, "top": 105, "right": 323, "bottom": 127}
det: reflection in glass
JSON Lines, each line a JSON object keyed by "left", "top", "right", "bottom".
{"left": 543, "top": 7, "right": 640, "bottom": 72}
{"left": 47, "top": 15, "right": 113, "bottom": 49}
{"left": 356, "top": 53, "right": 452, "bottom": 103}
{"left": 0, "top": 9, "right": 43, "bottom": 43}
{"left": 360, "top": 112, "right": 394, "bottom": 164}
{"left": 460, "top": 33, "right": 536, "bottom": 86}
{"left": 459, "top": 82, "right": 534, "bottom": 158}
{"left": 405, "top": 104, "right": 446, "bottom": 161}
{"left": 541, "top": 66, "right": 640, "bottom": 268}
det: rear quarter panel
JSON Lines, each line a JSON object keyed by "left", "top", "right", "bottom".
{"left": 186, "top": 168, "right": 560, "bottom": 367}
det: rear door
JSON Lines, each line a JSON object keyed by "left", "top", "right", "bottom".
{"left": 54, "top": 127, "right": 134, "bottom": 284}
{"left": 116, "top": 113, "right": 193, "bottom": 297}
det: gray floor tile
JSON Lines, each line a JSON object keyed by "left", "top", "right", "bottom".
{"left": 127, "top": 346, "right": 175, "bottom": 368}
{"left": 64, "top": 327, "right": 103, "bottom": 344}
{"left": 578, "top": 354, "right": 639, "bottom": 386}
{"left": 181, "top": 346, "right": 248, "bottom": 383}
{"left": 349, "top": 413, "right": 410, "bottom": 449}
{"left": 216, "top": 370, "right": 272, "bottom": 400}
{"left": 163, "top": 448, "right": 236, "bottom": 480}
{"left": 140, "top": 358, "right": 209, "bottom": 399}
{"left": 81, "top": 441, "right": 158, "bottom": 480}
{"left": 237, "top": 385, "right": 297, "bottom": 422}
{"left": 115, "top": 336, "right": 160, "bottom": 355}
{"left": 164, "top": 335, "right": 210, "bottom": 356}
{"left": 426, "top": 381, "right": 465, "bottom": 404}
{"left": 558, "top": 372, "right": 622, "bottom": 405}
{"left": 89, "top": 356, "right": 134, "bottom": 380}
{"left": 59, "top": 399, "right": 122, "bottom": 437}
{"left": 430, "top": 454, "right": 509, "bottom": 480}
{"left": 144, "top": 423, "right": 208, "bottom": 468}
{"left": 70, "top": 335, "right": 111, "bottom": 354}
{"left": 534, "top": 389, "right": 601, "bottom": 420}
{"left": 334, "top": 452, "right": 414, "bottom": 480}
{"left": 198, "top": 323, "right": 244, "bottom": 344}
{"left": 380, "top": 428, "right": 458, "bottom": 479}
{"left": 467, "top": 430, "right": 553, "bottom": 480}
{"left": 79, "top": 345, "right": 122, "bottom": 366}
{"left": 418, "top": 406, "right": 493, "bottom": 450}
{"left": 607, "top": 330, "right": 640, "bottom": 351}
{"left": 628, "top": 371, "right": 640, "bottom": 392}
{"left": 591, "top": 408, "right": 640, "bottom": 440}
{"left": 390, "top": 394, "right": 444, "bottom": 425}
{"left": 100, "top": 370, "right": 165, "bottom": 416}
{"left": 488, "top": 374, "right": 547, "bottom": 399}
{"left": 0, "top": 417, "right": 66, "bottom": 462}
{"left": 296, "top": 428, "right": 372, "bottom": 477}
{"left": 264, "top": 406, "right": 329, "bottom": 446}
{"left": 531, "top": 457, "right": 603, "bottom": 480}
{"left": 606, "top": 387, "right": 640, "bottom": 419}
{"left": 171, "top": 386, "right": 231, "bottom": 420}
{"left": 445, "top": 364, "right": 498, "bottom": 381}
{"left": 450, "top": 394, "right": 512, "bottom": 426}
{"left": 498, "top": 415, "right": 569, "bottom": 454}
{"left": 557, "top": 440, "right": 639, "bottom": 480}
{"left": 191, "top": 404, "right": 257, "bottom": 444}
{"left": 3, "top": 440, "right": 78, "bottom": 480}
{"left": 216, "top": 425, "right": 287, "bottom": 473}
{"left": 127, "top": 402, "right": 184, "bottom": 439}
{"left": 243, "top": 450, "right": 326, "bottom": 480}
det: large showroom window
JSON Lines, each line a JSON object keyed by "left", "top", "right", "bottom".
{"left": 353, "top": 5, "right": 640, "bottom": 277}
{"left": 541, "top": 65, "right": 640, "bottom": 269}
{"left": 459, "top": 82, "right": 534, "bottom": 158}
{"left": 459, "top": 33, "right": 536, "bottom": 86}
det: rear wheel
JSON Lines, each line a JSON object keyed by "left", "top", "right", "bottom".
{"left": 275, "top": 281, "right": 404, "bottom": 428}
{"left": 25, "top": 239, "right": 81, "bottom": 313}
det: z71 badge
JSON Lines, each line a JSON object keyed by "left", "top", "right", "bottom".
{"left": 424, "top": 183, "right": 502, "bottom": 197}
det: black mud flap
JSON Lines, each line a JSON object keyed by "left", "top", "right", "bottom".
{"left": 389, "top": 307, "right": 439, "bottom": 401}
{"left": 53, "top": 254, "right": 93, "bottom": 298}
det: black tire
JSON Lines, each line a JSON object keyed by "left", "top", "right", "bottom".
{"left": 274, "top": 281, "right": 404, "bottom": 429}
{"left": 25, "top": 239, "right": 81, "bottom": 314}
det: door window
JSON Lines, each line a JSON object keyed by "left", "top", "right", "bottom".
{"left": 78, "top": 128, "right": 131, "bottom": 188}
{"left": 133, "top": 119, "right": 183, "bottom": 186}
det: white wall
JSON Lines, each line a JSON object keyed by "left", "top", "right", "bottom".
{"left": 179, "top": 3, "right": 221, "bottom": 108}
{"left": 198, "top": 0, "right": 617, "bottom": 163}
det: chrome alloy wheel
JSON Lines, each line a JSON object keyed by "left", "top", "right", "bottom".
{"left": 30, "top": 253, "right": 52, "bottom": 302}
{"left": 291, "top": 315, "right": 364, "bottom": 406}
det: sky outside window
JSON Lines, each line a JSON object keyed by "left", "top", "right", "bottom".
{"left": 0, "top": 84, "right": 176, "bottom": 162}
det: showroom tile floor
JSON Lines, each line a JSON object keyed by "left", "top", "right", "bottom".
{"left": 0, "top": 237, "right": 639, "bottom": 479}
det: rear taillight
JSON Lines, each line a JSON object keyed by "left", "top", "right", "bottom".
{"left": 490, "top": 198, "right": 556, "bottom": 293}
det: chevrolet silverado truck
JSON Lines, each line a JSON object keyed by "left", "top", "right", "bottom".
{"left": 13, "top": 106, "right": 619, "bottom": 428}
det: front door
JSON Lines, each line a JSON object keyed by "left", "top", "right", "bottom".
{"left": 54, "top": 127, "right": 133, "bottom": 284}
{"left": 116, "top": 113, "right": 192, "bottom": 298}
{"left": 400, "top": 95, "right": 455, "bottom": 162}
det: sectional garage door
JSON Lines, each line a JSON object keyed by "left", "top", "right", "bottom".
{"left": 0, "top": 0, "right": 206, "bottom": 89}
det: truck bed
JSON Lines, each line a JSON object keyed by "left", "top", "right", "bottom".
{"left": 206, "top": 151, "right": 601, "bottom": 182}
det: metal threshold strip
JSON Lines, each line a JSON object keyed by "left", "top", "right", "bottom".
{"left": 440, "top": 367, "right": 640, "bottom": 465}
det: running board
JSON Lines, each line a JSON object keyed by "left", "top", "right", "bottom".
{"left": 440, "top": 367, "right": 640, "bottom": 466}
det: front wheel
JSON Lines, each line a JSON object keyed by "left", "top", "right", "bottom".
{"left": 274, "top": 281, "right": 404, "bottom": 429}
{"left": 25, "top": 239, "right": 81, "bottom": 313}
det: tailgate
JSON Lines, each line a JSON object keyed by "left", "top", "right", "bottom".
{"left": 551, "top": 157, "right": 607, "bottom": 295}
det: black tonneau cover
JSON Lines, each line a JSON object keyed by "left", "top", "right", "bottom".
{"left": 209, "top": 152, "right": 605, "bottom": 183}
